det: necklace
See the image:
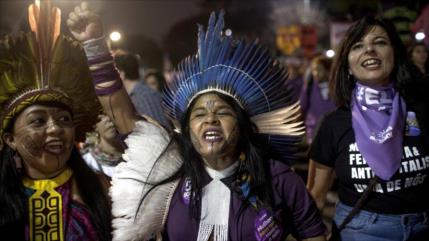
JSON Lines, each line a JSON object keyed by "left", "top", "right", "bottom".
{"left": 90, "top": 145, "right": 122, "bottom": 166}
{"left": 22, "top": 168, "right": 73, "bottom": 241}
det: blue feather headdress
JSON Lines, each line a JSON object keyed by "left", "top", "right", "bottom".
{"left": 163, "top": 11, "right": 305, "bottom": 162}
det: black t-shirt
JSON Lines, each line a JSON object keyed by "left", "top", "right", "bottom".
{"left": 309, "top": 107, "right": 429, "bottom": 214}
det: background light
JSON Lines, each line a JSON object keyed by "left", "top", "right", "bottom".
{"left": 325, "top": 49, "right": 335, "bottom": 58}
{"left": 415, "top": 32, "right": 425, "bottom": 41}
{"left": 225, "top": 28, "right": 232, "bottom": 36}
{"left": 110, "top": 31, "right": 122, "bottom": 42}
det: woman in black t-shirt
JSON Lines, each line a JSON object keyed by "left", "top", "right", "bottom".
{"left": 308, "top": 16, "right": 429, "bottom": 241}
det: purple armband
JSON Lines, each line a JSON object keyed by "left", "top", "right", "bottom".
{"left": 83, "top": 37, "right": 124, "bottom": 96}
{"left": 94, "top": 78, "right": 123, "bottom": 96}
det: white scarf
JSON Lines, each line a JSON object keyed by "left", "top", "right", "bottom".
{"left": 197, "top": 162, "right": 239, "bottom": 241}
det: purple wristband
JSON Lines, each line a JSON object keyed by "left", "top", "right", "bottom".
{"left": 94, "top": 79, "right": 123, "bottom": 96}
{"left": 91, "top": 65, "right": 120, "bottom": 83}
{"left": 87, "top": 54, "right": 113, "bottom": 65}
{"left": 88, "top": 55, "right": 122, "bottom": 96}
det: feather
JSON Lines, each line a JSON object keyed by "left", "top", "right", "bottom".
{"left": 1, "top": 0, "right": 100, "bottom": 145}
{"left": 27, "top": 0, "right": 61, "bottom": 87}
{"left": 111, "top": 121, "right": 183, "bottom": 241}
{"left": 28, "top": 4, "right": 39, "bottom": 35}
{"left": 162, "top": 10, "right": 305, "bottom": 163}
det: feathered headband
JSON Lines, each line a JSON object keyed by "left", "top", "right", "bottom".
{"left": 163, "top": 11, "right": 305, "bottom": 162}
{"left": 0, "top": 0, "right": 100, "bottom": 149}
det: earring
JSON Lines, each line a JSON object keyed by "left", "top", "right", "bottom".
{"left": 347, "top": 73, "right": 354, "bottom": 82}
{"left": 239, "top": 152, "right": 246, "bottom": 162}
{"left": 13, "top": 151, "right": 23, "bottom": 173}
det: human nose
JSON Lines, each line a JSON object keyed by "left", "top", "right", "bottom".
{"left": 205, "top": 112, "right": 219, "bottom": 124}
{"left": 365, "top": 43, "right": 375, "bottom": 53}
{"left": 45, "top": 119, "right": 64, "bottom": 135}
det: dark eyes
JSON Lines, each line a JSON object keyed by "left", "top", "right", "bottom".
{"left": 29, "top": 115, "right": 72, "bottom": 126}
{"left": 58, "top": 115, "right": 72, "bottom": 122}
{"left": 30, "top": 118, "right": 45, "bottom": 126}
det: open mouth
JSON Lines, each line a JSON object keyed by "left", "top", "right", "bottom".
{"left": 203, "top": 129, "right": 223, "bottom": 142}
{"left": 44, "top": 141, "right": 65, "bottom": 155}
{"left": 362, "top": 58, "right": 381, "bottom": 68}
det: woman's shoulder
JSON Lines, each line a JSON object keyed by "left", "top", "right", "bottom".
{"left": 324, "top": 106, "right": 350, "bottom": 121}
{"left": 315, "top": 106, "right": 351, "bottom": 132}
{"left": 268, "top": 159, "right": 292, "bottom": 175}
{"left": 268, "top": 160, "right": 303, "bottom": 185}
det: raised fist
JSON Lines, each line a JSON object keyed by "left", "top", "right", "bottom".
{"left": 67, "top": 2, "right": 103, "bottom": 42}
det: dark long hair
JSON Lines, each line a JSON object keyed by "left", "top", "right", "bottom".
{"left": 0, "top": 145, "right": 26, "bottom": 240}
{"left": 329, "top": 16, "right": 412, "bottom": 107}
{"left": 407, "top": 41, "right": 429, "bottom": 75}
{"left": 136, "top": 91, "right": 276, "bottom": 221}
{"left": 144, "top": 69, "right": 167, "bottom": 91}
{"left": 0, "top": 145, "right": 112, "bottom": 241}
{"left": 178, "top": 92, "right": 274, "bottom": 217}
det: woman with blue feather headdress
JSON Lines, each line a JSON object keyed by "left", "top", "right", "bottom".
{"left": 67, "top": 2, "right": 327, "bottom": 241}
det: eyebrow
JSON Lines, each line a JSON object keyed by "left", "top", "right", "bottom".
{"left": 25, "top": 110, "right": 48, "bottom": 116}
{"left": 25, "top": 108, "right": 71, "bottom": 117}
{"left": 191, "top": 107, "right": 207, "bottom": 112}
{"left": 373, "top": 35, "right": 388, "bottom": 40}
{"left": 191, "top": 105, "right": 233, "bottom": 112}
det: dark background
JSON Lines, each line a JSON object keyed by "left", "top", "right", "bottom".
{"left": 1, "top": 0, "right": 428, "bottom": 69}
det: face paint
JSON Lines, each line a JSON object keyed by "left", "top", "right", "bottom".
{"left": 188, "top": 93, "right": 240, "bottom": 168}
{"left": 225, "top": 125, "right": 238, "bottom": 146}
{"left": 20, "top": 134, "right": 44, "bottom": 158}
{"left": 190, "top": 129, "right": 203, "bottom": 152}
{"left": 7, "top": 105, "right": 75, "bottom": 179}
{"left": 206, "top": 100, "right": 216, "bottom": 112}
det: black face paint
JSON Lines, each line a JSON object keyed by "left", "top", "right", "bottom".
{"left": 20, "top": 135, "right": 43, "bottom": 158}
{"left": 56, "top": 155, "right": 61, "bottom": 169}
{"left": 190, "top": 129, "right": 203, "bottom": 153}
{"left": 217, "top": 123, "right": 239, "bottom": 155}
{"left": 225, "top": 124, "right": 238, "bottom": 146}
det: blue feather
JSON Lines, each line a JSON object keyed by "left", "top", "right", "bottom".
{"left": 162, "top": 11, "right": 302, "bottom": 163}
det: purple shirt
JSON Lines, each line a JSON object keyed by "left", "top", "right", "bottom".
{"left": 287, "top": 76, "right": 304, "bottom": 103}
{"left": 164, "top": 160, "right": 326, "bottom": 241}
{"left": 300, "top": 80, "right": 336, "bottom": 143}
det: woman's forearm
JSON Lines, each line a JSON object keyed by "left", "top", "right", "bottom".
{"left": 82, "top": 37, "right": 139, "bottom": 134}
{"left": 307, "top": 159, "right": 335, "bottom": 210}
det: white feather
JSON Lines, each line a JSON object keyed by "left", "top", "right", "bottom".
{"left": 110, "top": 121, "right": 183, "bottom": 241}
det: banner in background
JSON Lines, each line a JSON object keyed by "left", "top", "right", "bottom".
{"left": 330, "top": 21, "right": 352, "bottom": 49}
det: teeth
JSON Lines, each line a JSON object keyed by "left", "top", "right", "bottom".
{"left": 363, "top": 59, "right": 380, "bottom": 66}
{"left": 204, "top": 131, "right": 219, "bottom": 136}
{"left": 203, "top": 130, "right": 222, "bottom": 141}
